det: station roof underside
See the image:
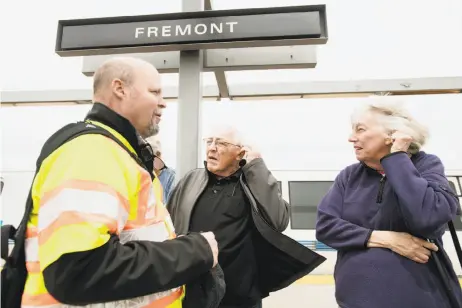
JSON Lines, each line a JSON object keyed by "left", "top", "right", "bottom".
{"left": 1, "top": 77, "right": 462, "bottom": 106}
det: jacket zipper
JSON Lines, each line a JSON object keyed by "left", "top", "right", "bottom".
{"left": 376, "top": 175, "right": 387, "bottom": 203}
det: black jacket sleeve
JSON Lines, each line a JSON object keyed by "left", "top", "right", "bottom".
{"left": 43, "top": 232, "right": 214, "bottom": 305}
{"left": 242, "top": 158, "right": 290, "bottom": 231}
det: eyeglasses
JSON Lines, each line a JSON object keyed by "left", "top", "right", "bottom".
{"left": 203, "top": 137, "right": 241, "bottom": 149}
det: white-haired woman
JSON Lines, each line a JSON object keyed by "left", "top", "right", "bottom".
{"left": 316, "top": 101, "right": 461, "bottom": 308}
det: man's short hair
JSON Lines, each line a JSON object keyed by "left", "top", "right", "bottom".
{"left": 93, "top": 57, "right": 150, "bottom": 95}
{"left": 204, "top": 123, "right": 246, "bottom": 146}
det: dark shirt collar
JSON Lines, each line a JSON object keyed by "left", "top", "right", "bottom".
{"left": 219, "top": 168, "right": 242, "bottom": 181}
{"left": 203, "top": 161, "right": 242, "bottom": 182}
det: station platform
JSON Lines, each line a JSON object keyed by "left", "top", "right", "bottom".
{"left": 263, "top": 283, "right": 336, "bottom": 308}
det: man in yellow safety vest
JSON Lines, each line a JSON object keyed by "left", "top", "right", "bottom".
{"left": 21, "top": 57, "right": 219, "bottom": 308}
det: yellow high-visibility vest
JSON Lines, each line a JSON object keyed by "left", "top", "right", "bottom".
{"left": 22, "top": 120, "right": 184, "bottom": 308}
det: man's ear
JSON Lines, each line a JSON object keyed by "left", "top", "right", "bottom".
{"left": 112, "top": 79, "right": 125, "bottom": 99}
{"left": 237, "top": 147, "right": 246, "bottom": 161}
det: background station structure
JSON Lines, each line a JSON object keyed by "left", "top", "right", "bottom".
{"left": 2, "top": 0, "right": 462, "bottom": 177}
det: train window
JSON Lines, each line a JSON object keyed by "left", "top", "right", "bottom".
{"left": 447, "top": 176, "right": 462, "bottom": 231}
{"left": 286, "top": 176, "right": 462, "bottom": 230}
{"left": 288, "top": 181, "right": 334, "bottom": 229}
{"left": 277, "top": 181, "right": 282, "bottom": 193}
{"left": 447, "top": 177, "right": 461, "bottom": 196}
{"left": 448, "top": 181, "right": 456, "bottom": 193}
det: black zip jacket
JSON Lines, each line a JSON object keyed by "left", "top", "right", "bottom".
{"left": 167, "top": 158, "right": 326, "bottom": 298}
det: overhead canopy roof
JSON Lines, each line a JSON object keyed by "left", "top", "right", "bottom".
{"left": 2, "top": 77, "right": 462, "bottom": 106}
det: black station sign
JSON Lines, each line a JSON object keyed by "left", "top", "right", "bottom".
{"left": 55, "top": 5, "right": 328, "bottom": 56}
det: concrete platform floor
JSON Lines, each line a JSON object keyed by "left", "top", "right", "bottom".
{"left": 263, "top": 285, "right": 337, "bottom": 308}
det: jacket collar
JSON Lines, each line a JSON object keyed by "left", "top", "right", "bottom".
{"left": 85, "top": 102, "right": 141, "bottom": 157}
{"left": 84, "top": 102, "right": 156, "bottom": 177}
{"left": 360, "top": 151, "right": 421, "bottom": 175}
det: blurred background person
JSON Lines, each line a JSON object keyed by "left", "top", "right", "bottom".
{"left": 146, "top": 136, "right": 176, "bottom": 203}
{"left": 316, "top": 100, "right": 461, "bottom": 308}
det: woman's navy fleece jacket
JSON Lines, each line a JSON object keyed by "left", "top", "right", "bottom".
{"left": 316, "top": 151, "right": 462, "bottom": 308}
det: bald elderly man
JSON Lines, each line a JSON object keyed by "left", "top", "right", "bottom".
{"left": 167, "top": 126, "right": 325, "bottom": 308}
{"left": 20, "top": 57, "right": 220, "bottom": 308}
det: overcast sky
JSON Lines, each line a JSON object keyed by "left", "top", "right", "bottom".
{"left": 1, "top": 0, "right": 462, "bottom": 92}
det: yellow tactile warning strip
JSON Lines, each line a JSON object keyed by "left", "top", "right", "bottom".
{"left": 296, "top": 275, "right": 334, "bottom": 285}
{"left": 295, "top": 275, "right": 462, "bottom": 285}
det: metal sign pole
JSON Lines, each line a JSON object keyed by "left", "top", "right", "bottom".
{"left": 176, "top": 0, "right": 204, "bottom": 177}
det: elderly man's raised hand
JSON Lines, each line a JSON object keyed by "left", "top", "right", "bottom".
{"left": 243, "top": 146, "right": 261, "bottom": 163}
